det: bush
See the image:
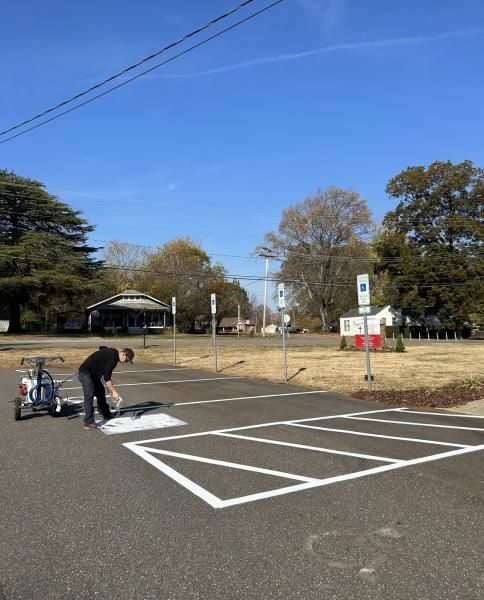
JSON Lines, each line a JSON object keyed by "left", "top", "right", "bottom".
{"left": 385, "top": 326, "right": 400, "bottom": 338}
{"left": 395, "top": 334, "right": 405, "bottom": 352}
{"left": 340, "top": 335, "right": 348, "bottom": 350}
{"left": 249, "top": 329, "right": 255, "bottom": 337}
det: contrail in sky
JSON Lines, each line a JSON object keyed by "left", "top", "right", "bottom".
{"left": 166, "top": 27, "right": 484, "bottom": 78}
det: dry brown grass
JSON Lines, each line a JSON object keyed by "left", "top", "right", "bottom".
{"left": 3, "top": 342, "right": 483, "bottom": 393}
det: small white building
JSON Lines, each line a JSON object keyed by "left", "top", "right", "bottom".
{"left": 261, "top": 323, "right": 278, "bottom": 335}
{"left": 339, "top": 305, "right": 402, "bottom": 336}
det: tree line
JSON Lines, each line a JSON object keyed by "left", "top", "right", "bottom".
{"left": 1, "top": 160, "right": 482, "bottom": 334}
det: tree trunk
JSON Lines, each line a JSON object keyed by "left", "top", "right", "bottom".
{"left": 7, "top": 302, "right": 22, "bottom": 333}
{"left": 319, "top": 307, "right": 329, "bottom": 332}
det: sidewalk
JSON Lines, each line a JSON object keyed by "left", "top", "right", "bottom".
{"left": 447, "top": 399, "right": 484, "bottom": 416}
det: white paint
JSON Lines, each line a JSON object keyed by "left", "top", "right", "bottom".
{"left": 124, "top": 443, "right": 222, "bottom": 508}
{"left": 344, "top": 416, "right": 484, "bottom": 432}
{"left": 123, "top": 408, "right": 484, "bottom": 508}
{"left": 99, "top": 414, "right": 186, "bottom": 435}
{"left": 140, "top": 446, "right": 319, "bottom": 482}
{"left": 131, "top": 408, "right": 395, "bottom": 445}
{"left": 216, "top": 432, "right": 400, "bottom": 463}
{"left": 63, "top": 376, "right": 241, "bottom": 391}
{"left": 288, "top": 423, "right": 467, "bottom": 448}
{"left": 176, "top": 390, "right": 328, "bottom": 407}
{"left": 394, "top": 408, "right": 484, "bottom": 419}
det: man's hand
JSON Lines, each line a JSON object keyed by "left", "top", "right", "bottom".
{"left": 111, "top": 389, "right": 120, "bottom": 401}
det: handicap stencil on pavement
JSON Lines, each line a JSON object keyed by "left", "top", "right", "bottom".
{"left": 99, "top": 413, "right": 186, "bottom": 435}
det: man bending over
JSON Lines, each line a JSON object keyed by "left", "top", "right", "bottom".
{"left": 78, "top": 346, "right": 134, "bottom": 430}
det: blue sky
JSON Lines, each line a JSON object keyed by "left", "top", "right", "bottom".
{"left": 1, "top": 0, "right": 484, "bottom": 306}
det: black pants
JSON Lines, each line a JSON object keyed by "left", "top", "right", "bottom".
{"left": 78, "top": 371, "right": 111, "bottom": 424}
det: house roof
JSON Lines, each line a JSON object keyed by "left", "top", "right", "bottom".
{"left": 87, "top": 290, "right": 170, "bottom": 311}
{"left": 219, "top": 317, "right": 243, "bottom": 327}
{"left": 340, "top": 306, "right": 389, "bottom": 318}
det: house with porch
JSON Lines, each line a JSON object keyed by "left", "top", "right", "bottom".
{"left": 86, "top": 290, "right": 170, "bottom": 334}
{"left": 218, "top": 317, "right": 255, "bottom": 334}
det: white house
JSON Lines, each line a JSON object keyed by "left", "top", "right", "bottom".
{"left": 261, "top": 323, "right": 278, "bottom": 335}
{"left": 339, "top": 305, "right": 402, "bottom": 336}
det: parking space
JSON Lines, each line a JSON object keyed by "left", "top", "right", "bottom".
{"left": 124, "top": 407, "right": 484, "bottom": 509}
{"left": 2, "top": 362, "right": 484, "bottom": 599}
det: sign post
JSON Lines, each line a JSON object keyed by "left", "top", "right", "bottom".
{"left": 211, "top": 293, "right": 217, "bottom": 373}
{"left": 357, "top": 274, "right": 373, "bottom": 391}
{"left": 237, "top": 303, "right": 240, "bottom": 341}
{"left": 278, "top": 283, "right": 288, "bottom": 383}
{"left": 172, "top": 297, "right": 176, "bottom": 365}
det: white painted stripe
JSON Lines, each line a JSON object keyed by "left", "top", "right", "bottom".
{"left": 287, "top": 423, "right": 467, "bottom": 448}
{"left": 130, "top": 408, "right": 399, "bottom": 445}
{"left": 394, "top": 408, "right": 484, "bottom": 419}
{"left": 344, "top": 416, "right": 484, "bottom": 432}
{"left": 216, "top": 432, "right": 400, "bottom": 463}
{"left": 63, "top": 376, "right": 241, "bottom": 390}
{"left": 136, "top": 446, "right": 320, "bottom": 483}
{"left": 123, "top": 443, "right": 222, "bottom": 508}
{"left": 219, "top": 481, "right": 326, "bottom": 508}
{"left": 18, "top": 368, "right": 189, "bottom": 376}
{"left": 217, "top": 442, "right": 484, "bottom": 508}
{"left": 176, "top": 389, "right": 329, "bottom": 407}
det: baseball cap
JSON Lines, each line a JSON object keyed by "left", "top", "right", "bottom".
{"left": 122, "top": 348, "right": 134, "bottom": 363}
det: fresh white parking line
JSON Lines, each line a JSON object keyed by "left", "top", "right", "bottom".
{"left": 63, "top": 376, "right": 241, "bottom": 390}
{"left": 176, "top": 390, "right": 328, "bottom": 407}
{"left": 125, "top": 443, "right": 223, "bottom": 508}
{"left": 394, "top": 408, "right": 484, "bottom": 419}
{"left": 343, "top": 416, "right": 484, "bottom": 432}
{"left": 136, "top": 446, "right": 320, "bottom": 483}
{"left": 131, "top": 408, "right": 397, "bottom": 445}
{"left": 218, "top": 443, "right": 484, "bottom": 508}
{"left": 216, "top": 432, "right": 401, "bottom": 463}
{"left": 124, "top": 408, "right": 484, "bottom": 508}
{"left": 287, "top": 423, "right": 468, "bottom": 448}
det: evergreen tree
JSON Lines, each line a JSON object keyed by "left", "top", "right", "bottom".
{"left": 374, "top": 161, "right": 484, "bottom": 329}
{"left": 0, "top": 170, "right": 102, "bottom": 332}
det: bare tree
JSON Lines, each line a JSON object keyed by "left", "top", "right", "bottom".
{"left": 259, "top": 187, "right": 374, "bottom": 331}
{"left": 101, "top": 239, "right": 147, "bottom": 293}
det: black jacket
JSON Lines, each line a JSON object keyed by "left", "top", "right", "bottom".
{"left": 79, "top": 347, "right": 119, "bottom": 382}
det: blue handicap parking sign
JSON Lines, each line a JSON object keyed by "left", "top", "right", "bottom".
{"left": 360, "top": 283, "right": 367, "bottom": 292}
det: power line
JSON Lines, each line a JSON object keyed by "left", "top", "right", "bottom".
{"left": 0, "top": 1, "right": 257, "bottom": 138}
{"left": 1, "top": 251, "right": 482, "bottom": 289}
{"left": 0, "top": 0, "right": 285, "bottom": 145}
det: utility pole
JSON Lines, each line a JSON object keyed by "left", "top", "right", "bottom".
{"left": 259, "top": 247, "right": 273, "bottom": 338}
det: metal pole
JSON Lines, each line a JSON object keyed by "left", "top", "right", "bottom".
{"left": 173, "top": 313, "right": 176, "bottom": 365}
{"left": 363, "top": 314, "right": 373, "bottom": 391}
{"left": 237, "top": 303, "right": 240, "bottom": 340}
{"left": 262, "top": 256, "right": 269, "bottom": 337}
{"left": 281, "top": 307, "right": 288, "bottom": 382}
{"left": 213, "top": 314, "right": 218, "bottom": 372}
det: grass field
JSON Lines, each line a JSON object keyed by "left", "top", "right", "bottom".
{"left": 3, "top": 341, "right": 484, "bottom": 394}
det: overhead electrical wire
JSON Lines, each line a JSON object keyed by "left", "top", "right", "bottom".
{"left": 0, "top": 0, "right": 257, "bottom": 137}
{"left": 0, "top": 0, "right": 285, "bottom": 145}
{"left": 1, "top": 251, "right": 482, "bottom": 289}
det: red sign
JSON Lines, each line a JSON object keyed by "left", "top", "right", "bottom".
{"left": 355, "top": 334, "right": 381, "bottom": 349}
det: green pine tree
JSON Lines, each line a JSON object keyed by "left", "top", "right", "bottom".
{"left": 0, "top": 169, "right": 103, "bottom": 332}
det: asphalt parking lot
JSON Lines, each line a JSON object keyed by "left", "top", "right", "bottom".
{"left": 1, "top": 362, "right": 483, "bottom": 599}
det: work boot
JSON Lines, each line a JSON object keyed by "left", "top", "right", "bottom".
{"left": 83, "top": 422, "right": 100, "bottom": 430}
